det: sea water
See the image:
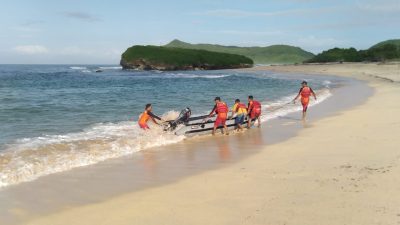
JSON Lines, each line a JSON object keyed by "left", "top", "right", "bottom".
{"left": 0, "top": 65, "right": 341, "bottom": 188}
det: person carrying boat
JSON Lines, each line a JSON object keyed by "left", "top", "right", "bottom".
{"left": 138, "top": 103, "right": 164, "bottom": 130}
{"left": 247, "top": 95, "right": 262, "bottom": 128}
{"left": 229, "top": 99, "right": 247, "bottom": 131}
{"left": 292, "top": 81, "right": 317, "bottom": 120}
{"left": 206, "top": 97, "right": 229, "bottom": 135}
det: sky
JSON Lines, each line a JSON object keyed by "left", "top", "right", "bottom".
{"left": 0, "top": 0, "right": 399, "bottom": 64}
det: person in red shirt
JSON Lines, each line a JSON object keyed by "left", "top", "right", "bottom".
{"left": 293, "top": 81, "right": 317, "bottom": 120}
{"left": 206, "top": 97, "right": 229, "bottom": 135}
{"left": 247, "top": 95, "right": 262, "bottom": 128}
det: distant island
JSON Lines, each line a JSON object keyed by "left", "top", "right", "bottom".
{"left": 305, "top": 39, "right": 400, "bottom": 63}
{"left": 165, "top": 39, "right": 314, "bottom": 64}
{"left": 120, "top": 45, "right": 253, "bottom": 70}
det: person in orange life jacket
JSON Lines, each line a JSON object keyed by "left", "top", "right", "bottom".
{"left": 206, "top": 97, "right": 229, "bottom": 135}
{"left": 247, "top": 95, "right": 262, "bottom": 128}
{"left": 292, "top": 81, "right": 317, "bottom": 120}
{"left": 229, "top": 99, "right": 247, "bottom": 131}
{"left": 138, "top": 104, "right": 164, "bottom": 130}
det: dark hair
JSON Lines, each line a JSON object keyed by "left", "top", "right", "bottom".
{"left": 214, "top": 97, "right": 221, "bottom": 101}
{"left": 248, "top": 95, "right": 254, "bottom": 100}
{"left": 145, "top": 103, "right": 152, "bottom": 109}
{"left": 302, "top": 81, "right": 308, "bottom": 85}
{"left": 235, "top": 99, "right": 240, "bottom": 103}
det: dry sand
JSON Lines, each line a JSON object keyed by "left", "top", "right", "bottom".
{"left": 25, "top": 63, "right": 400, "bottom": 225}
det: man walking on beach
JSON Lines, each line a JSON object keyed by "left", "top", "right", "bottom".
{"left": 206, "top": 97, "right": 229, "bottom": 135}
{"left": 247, "top": 96, "right": 262, "bottom": 128}
{"left": 293, "top": 81, "right": 317, "bottom": 120}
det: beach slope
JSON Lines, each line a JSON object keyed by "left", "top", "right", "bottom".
{"left": 26, "top": 63, "right": 400, "bottom": 225}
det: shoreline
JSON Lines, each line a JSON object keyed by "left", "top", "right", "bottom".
{"left": 2, "top": 63, "right": 396, "bottom": 224}
{"left": 2, "top": 87, "right": 360, "bottom": 224}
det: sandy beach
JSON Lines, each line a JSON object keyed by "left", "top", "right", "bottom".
{"left": 17, "top": 63, "right": 400, "bottom": 225}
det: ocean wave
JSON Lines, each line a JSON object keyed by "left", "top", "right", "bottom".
{"left": 323, "top": 80, "right": 332, "bottom": 88}
{"left": 98, "top": 66, "right": 122, "bottom": 70}
{"left": 69, "top": 66, "right": 87, "bottom": 70}
{"left": 161, "top": 73, "right": 232, "bottom": 79}
{"left": 0, "top": 111, "right": 184, "bottom": 188}
{"left": 0, "top": 90, "right": 332, "bottom": 188}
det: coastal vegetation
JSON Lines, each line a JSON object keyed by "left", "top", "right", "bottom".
{"left": 120, "top": 45, "right": 253, "bottom": 70}
{"left": 305, "top": 39, "right": 400, "bottom": 63}
{"left": 120, "top": 39, "right": 400, "bottom": 70}
{"left": 165, "top": 39, "right": 314, "bottom": 64}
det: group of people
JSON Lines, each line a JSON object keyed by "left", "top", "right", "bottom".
{"left": 138, "top": 81, "right": 317, "bottom": 134}
{"left": 204, "top": 95, "right": 262, "bottom": 135}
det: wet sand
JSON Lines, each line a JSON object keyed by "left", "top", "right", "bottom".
{"left": 3, "top": 63, "right": 396, "bottom": 225}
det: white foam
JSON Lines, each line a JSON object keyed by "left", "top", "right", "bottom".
{"left": 98, "top": 66, "right": 122, "bottom": 70}
{"left": 70, "top": 66, "right": 87, "bottom": 70}
{"left": 162, "top": 73, "right": 231, "bottom": 79}
{"left": 323, "top": 80, "right": 332, "bottom": 88}
{"left": 0, "top": 115, "right": 185, "bottom": 188}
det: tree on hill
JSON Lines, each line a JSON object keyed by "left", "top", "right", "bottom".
{"left": 305, "top": 47, "right": 363, "bottom": 63}
{"left": 363, "top": 43, "right": 400, "bottom": 61}
{"left": 305, "top": 41, "right": 400, "bottom": 63}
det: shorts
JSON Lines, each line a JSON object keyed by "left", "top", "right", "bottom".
{"left": 301, "top": 97, "right": 310, "bottom": 112}
{"left": 139, "top": 123, "right": 150, "bottom": 130}
{"left": 235, "top": 114, "right": 245, "bottom": 125}
{"left": 250, "top": 111, "right": 261, "bottom": 119}
{"left": 214, "top": 116, "right": 227, "bottom": 128}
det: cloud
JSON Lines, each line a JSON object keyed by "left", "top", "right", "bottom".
{"left": 281, "top": 0, "right": 320, "bottom": 3}
{"left": 297, "top": 18, "right": 396, "bottom": 31}
{"left": 58, "top": 46, "right": 121, "bottom": 59}
{"left": 357, "top": 0, "right": 400, "bottom": 13}
{"left": 11, "top": 26, "right": 41, "bottom": 32}
{"left": 13, "top": 45, "right": 49, "bottom": 55}
{"left": 11, "top": 20, "right": 43, "bottom": 33}
{"left": 191, "top": 7, "right": 336, "bottom": 18}
{"left": 202, "top": 30, "right": 283, "bottom": 36}
{"left": 63, "top": 11, "right": 101, "bottom": 22}
{"left": 20, "top": 20, "right": 44, "bottom": 27}
{"left": 59, "top": 46, "right": 88, "bottom": 55}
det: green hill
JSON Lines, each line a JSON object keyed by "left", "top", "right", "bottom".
{"left": 305, "top": 47, "right": 362, "bottom": 63}
{"left": 165, "top": 39, "right": 314, "bottom": 64}
{"left": 306, "top": 39, "right": 400, "bottom": 63}
{"left": 370, "top": 39, "right": 400, "bottom": 49}
{"left": 120, "top": 45, "right": 253, "bottom": 70}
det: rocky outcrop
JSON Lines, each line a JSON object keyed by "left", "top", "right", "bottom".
{"left": 120, "top": 58, "right": 252, "bottom": 71}
{"left": 120, "top": 45, "right": 254, "bottom": 71}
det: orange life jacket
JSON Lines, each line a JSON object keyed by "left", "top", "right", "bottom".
{"left": 139, "top": 111, "right": 150, "bottom": 124}
{"left": 301, "top": 86, "right": 311, "bottom": 98}
{"left": 251, "top": 100, "right": 261, "bottom": 114}
{"left": 216, "top": 102, "right": 228, "bottom": 114}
